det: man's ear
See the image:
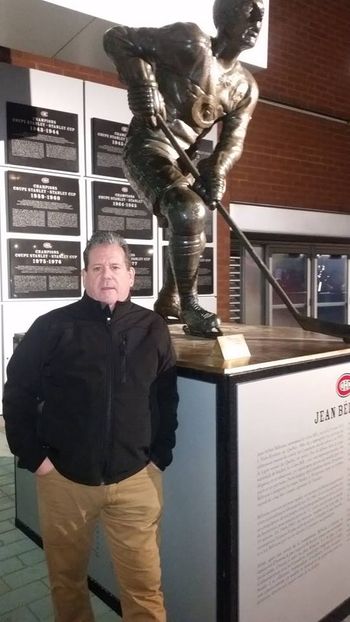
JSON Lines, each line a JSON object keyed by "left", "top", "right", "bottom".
{"left": 82, "top": 269, "right": 87, "bottom": 288}
{"left": 129, "top": 266, "right": 136, "bottom": 288}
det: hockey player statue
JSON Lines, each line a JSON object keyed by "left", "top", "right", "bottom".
{"left": 104, "top": 0, "right": 264, "bottom": 337}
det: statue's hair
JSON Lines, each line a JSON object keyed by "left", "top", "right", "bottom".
{"left": 83, "top": 231, "right": 132, "bottom": 270}
{"left": 213, "top": 0, "right": 241, "bottom": 27}
{"left": 213, "top": 0, "right": 261, "bottom": 29}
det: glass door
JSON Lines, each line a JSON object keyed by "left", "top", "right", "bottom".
{"left": 315, "top": 254, "right": 347, "bottom": 323}
{"left": 236, "top": 239, "right": 350, "bottom": 328}
{"left": 269, "top": 252, "right": 309, "bottom": 327}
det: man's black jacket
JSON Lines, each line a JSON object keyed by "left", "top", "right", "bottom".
{"left": 3, "top": 293, "right": 178, "bottom": 485}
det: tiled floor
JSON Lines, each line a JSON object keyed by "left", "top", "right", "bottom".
{"left": 0, "top": 423, "right": 118, "bottom": 621}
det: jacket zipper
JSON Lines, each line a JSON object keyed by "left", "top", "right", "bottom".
{"left": 102, "top": 321, "right": 128, "bottom": 481}
{"left": 120, "top": 333, "right": 127, "bottom": 383}
{"left": 102, "top": 316, "right": 113, "bottom": 482}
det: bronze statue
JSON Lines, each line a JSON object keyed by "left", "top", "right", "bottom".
{"left": 104, "top": 0, "right": 264, "bottom": 337}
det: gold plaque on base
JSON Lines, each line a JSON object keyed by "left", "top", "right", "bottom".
{"left": 212, "top": 334, "right": 251, "bottom": 362}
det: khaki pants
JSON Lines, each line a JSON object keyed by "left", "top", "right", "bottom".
{"left": 36, "top": 464, "right": 165, "bottom": 622}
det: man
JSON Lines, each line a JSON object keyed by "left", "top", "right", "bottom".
{"left": 103, "top": 0, "right": 264, "bottom": 337}
{"left": 3, "top": 231, "right": 178, "bottom": 622}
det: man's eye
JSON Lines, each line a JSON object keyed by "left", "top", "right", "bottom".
{"left": 93, "top": 266, "right": 102, "bottom": 272}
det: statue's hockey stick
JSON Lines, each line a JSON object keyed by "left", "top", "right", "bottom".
{"left": 156, "top": 114, "right": 350, "bottom": 342}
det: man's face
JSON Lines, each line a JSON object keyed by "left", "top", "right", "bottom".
{"left": 83, "top": 243, "right": 135, "bottom": 308}
{"left": 216, "top": 0, "right": 264, "bottom": 51}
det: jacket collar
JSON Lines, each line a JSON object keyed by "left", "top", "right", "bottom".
{"left": 78, "top": 292, "right": 133, "bottom": 321}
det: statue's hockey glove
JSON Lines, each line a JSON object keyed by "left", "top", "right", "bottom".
{"left": 192, "top": 158, "right": 226, "bottom": 210}
{"left": 128, "top": 81, "right": 165, "bottom": 128}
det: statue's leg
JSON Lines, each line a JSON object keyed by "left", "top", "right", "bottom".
{"left": 153, "top": 257, "right": 181, "bottom": 321}
{"left": 160, "top": 184, "right": 221, "bottom": 336}
{"left": 122, "top": 131, "right": 182, "bottom": 320}
{"left": 122, "top": 129, "right": 220, "bottom": 334}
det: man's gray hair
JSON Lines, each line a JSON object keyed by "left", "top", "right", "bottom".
{"left": 83, "top": 231, "right": 133, "bottom": 270}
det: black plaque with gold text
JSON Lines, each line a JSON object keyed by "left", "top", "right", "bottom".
{"left": 9, "top": 238, "right": 81, "bottom": 298}
{"left": 92, "top": 118, "right": 128, "bottom": 178}
{"left": 7, "top": 171, "right": 80, "bottom": 235}
{"left": 130, "top": 244, "right": 153, "bottom": 297}
{"left": 93, "top": 181, "right": 152, "bottom": 239}
{"left": 6, "top": 102, "right": 79, "bottom": 172}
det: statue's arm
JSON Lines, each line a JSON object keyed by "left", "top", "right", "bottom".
{"left": 103, "top": 25, "right": 165, "bottom": 125}
{"left": 193, "top": 75, "right": 259, "bottom": 207}
{"left": 213, "top": 76, "right": 259, "bottom": 175}
{"left": 104, "top": 25, "right": 158, "bottom": 83}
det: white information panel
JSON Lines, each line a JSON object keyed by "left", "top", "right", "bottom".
{"left": 237, "top": 363, "right": 350, "bottom": 622}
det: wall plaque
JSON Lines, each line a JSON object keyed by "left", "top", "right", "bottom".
{"left": 130, "top": 244, "right": 153, "bottom": 297}
{"left": 93, "top": 181, "right": 152, "bottom": 239}
{"left": 6, "top": 102, "right": 79, "bottom": 172}
{"left": 9, "top": 238, "right": 81, "bottom": 299}
{"left": 6, "top": 171, "right": 80, "bottom": 235}
{"left": 91, "top": 118, "right": 128, "bottom": 178}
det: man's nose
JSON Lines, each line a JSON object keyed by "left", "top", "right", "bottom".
{"left": 102, "top": 266, "right": 113, "bottom": 278}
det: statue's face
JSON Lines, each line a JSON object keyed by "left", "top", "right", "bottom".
{"left": 214, "top": 0, "right": 265, "bottom": 51}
